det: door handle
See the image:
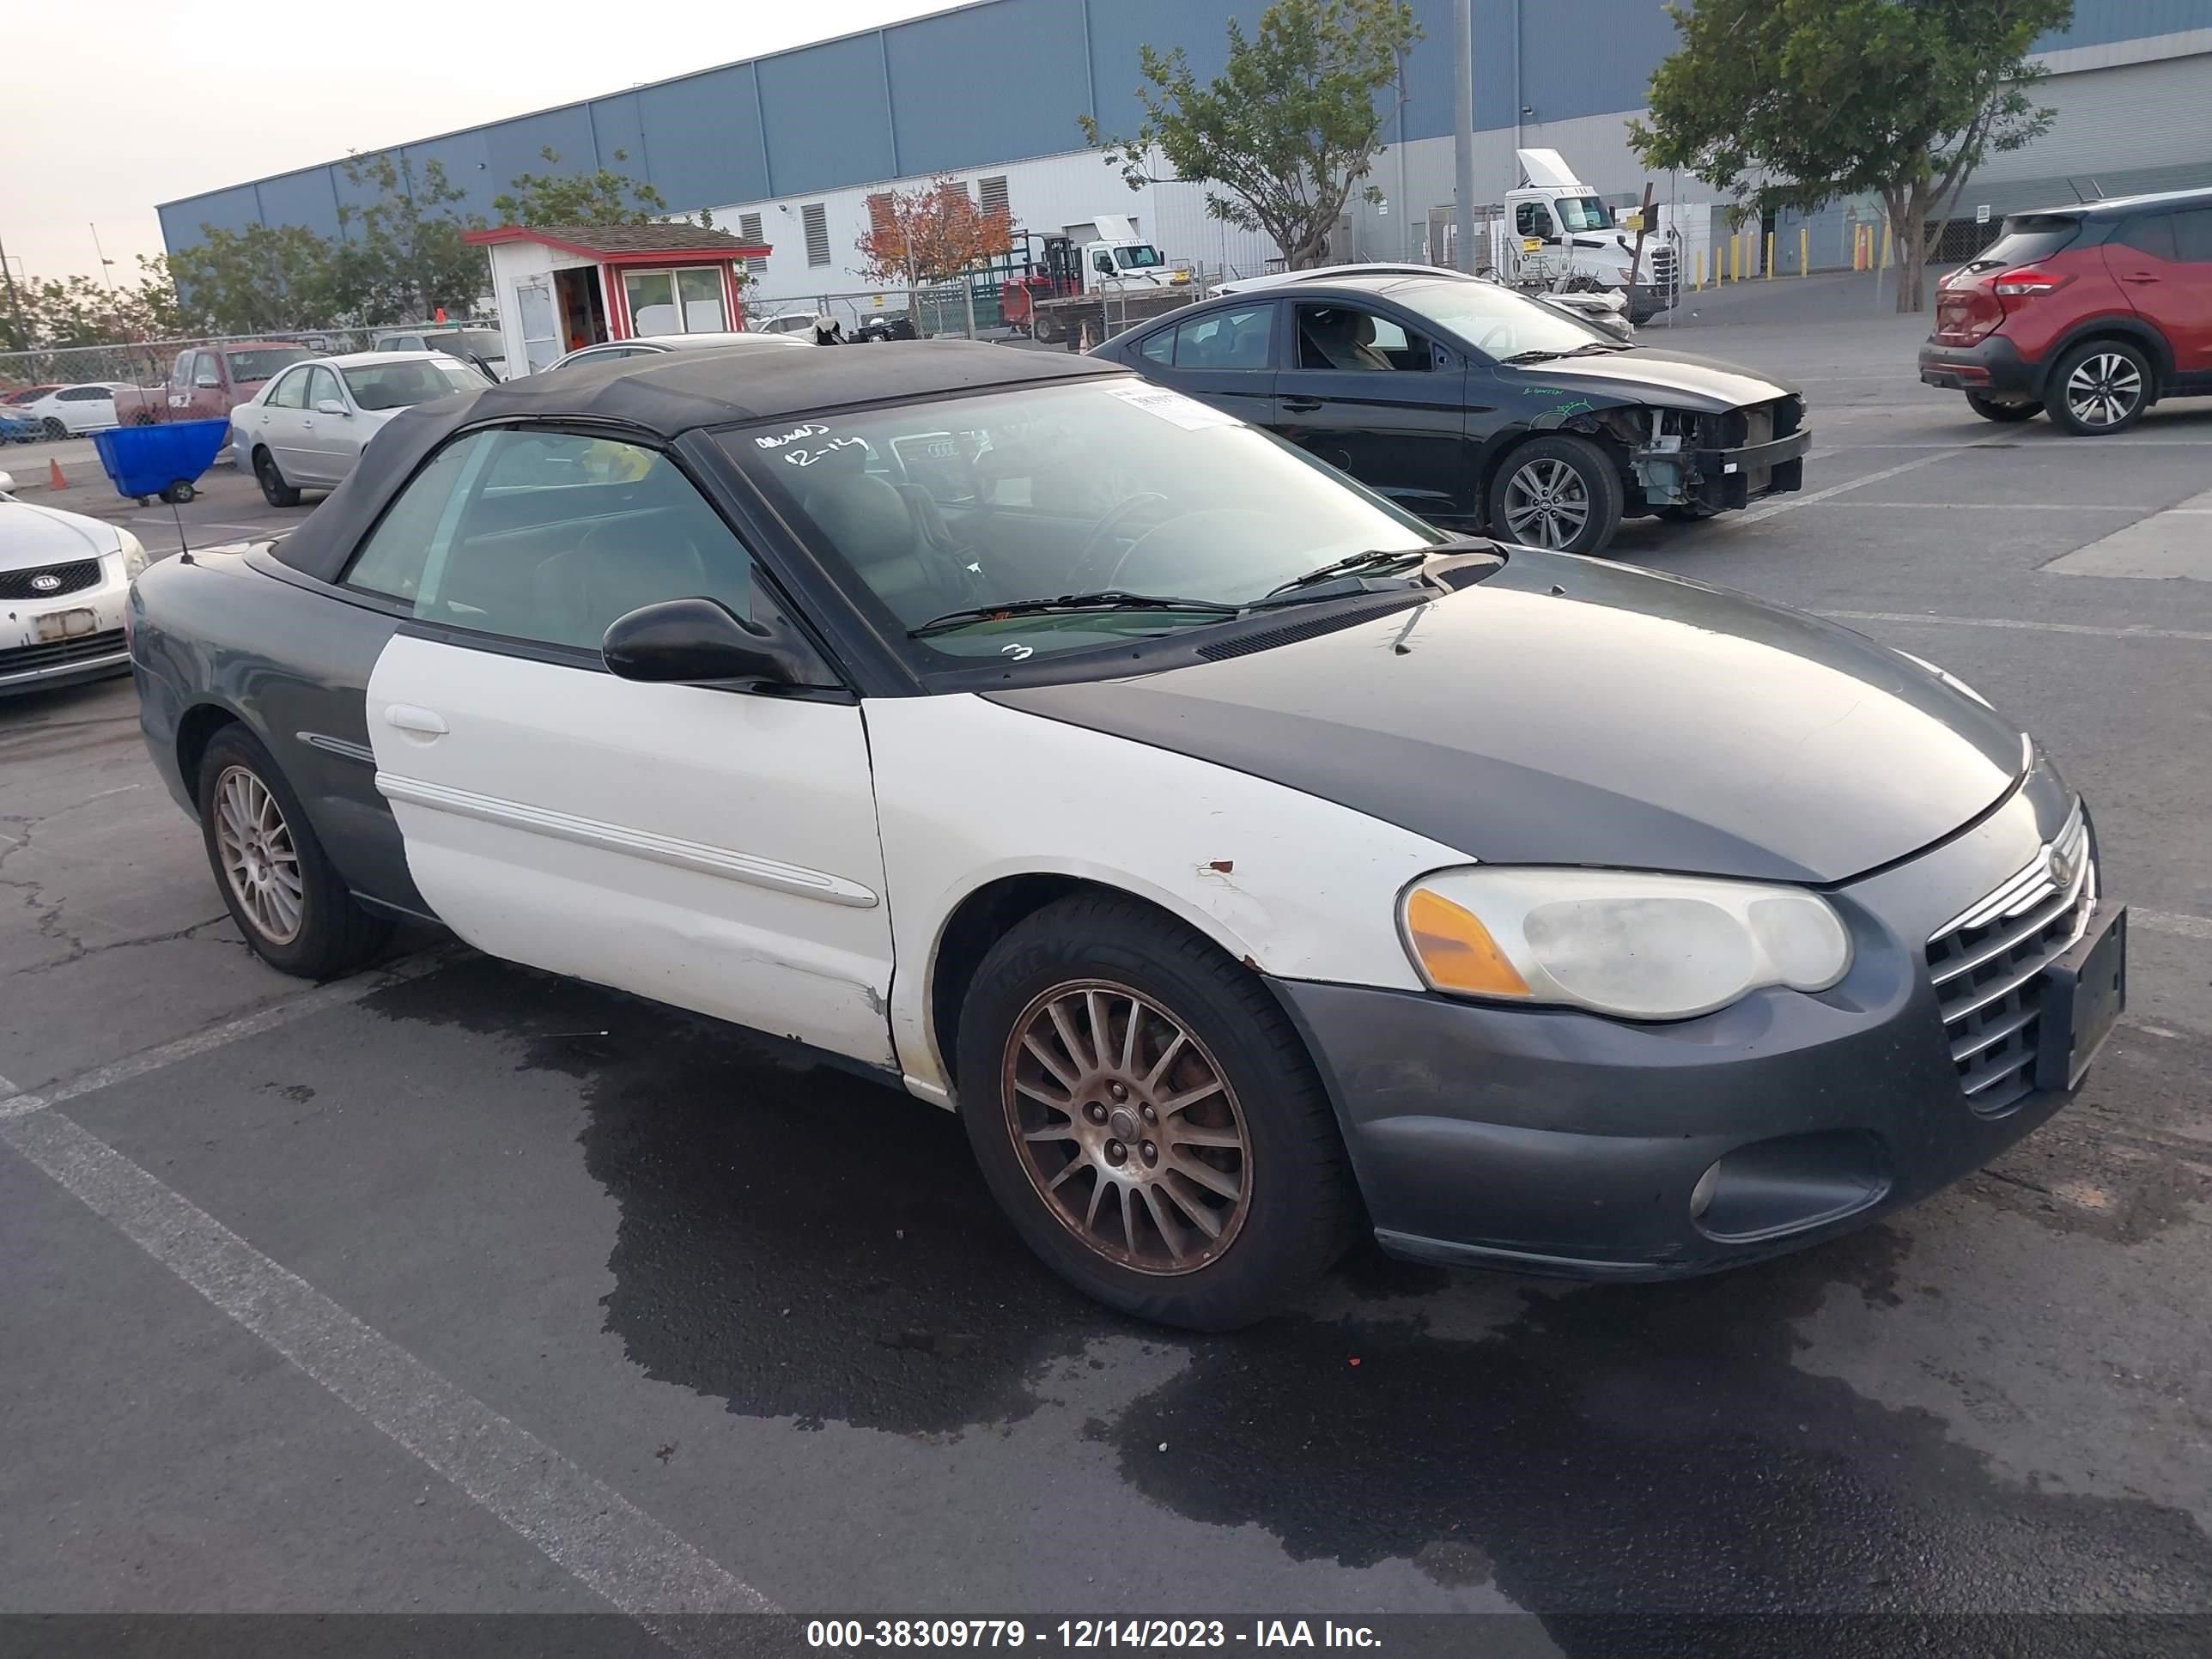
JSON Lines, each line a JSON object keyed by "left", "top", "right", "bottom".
{"left": 2122, "top": 274, "right": 2160, "bottom": 283}
{"left": 383, "top": 704, "right": 448, "bottom": 736}
{"left": 1282, "top": 397, "right": 1324, "bottom": 413}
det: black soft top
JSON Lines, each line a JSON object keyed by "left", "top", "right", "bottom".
{"left": 270, "top": 341, "right": 1126, "bottom": 583}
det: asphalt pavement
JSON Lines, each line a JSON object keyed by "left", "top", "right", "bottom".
{"left": 3, "top": 299, "right": 2209, "bottom": 1655}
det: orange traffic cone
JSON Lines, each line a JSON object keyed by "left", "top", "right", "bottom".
{"left": 47, "top": 459, "right": 67, "bottom": 491}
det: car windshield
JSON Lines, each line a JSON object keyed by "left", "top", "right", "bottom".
{"left": 1384, "top": 279, "right": 1613, "bottom": 359}
{"left": 428, "top": 330, "right": 504, "bottom": 364}
{"left": 1556, "top": 196, "right": 1613, "bottom": 232}
{"left": 724, "top": 379, "right": 1444, "bottom": 662}
{"left": 1115, "top": 245, "right": 1166, "bottom": 269}
{"left": 342, "top": 359, "right": 491, "bottom": 410}
{"left": 224, "top": 348, "right": 314, "bottom": 384}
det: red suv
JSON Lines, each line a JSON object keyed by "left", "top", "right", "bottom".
{"left": 1919, "top": 187, "right": 2212, "bottom": 434}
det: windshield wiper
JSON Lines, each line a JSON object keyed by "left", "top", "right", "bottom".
{"left": 909, "top": 591, "right": 1240, "bottom": 638}
{"left": 1501, "top": 341, "right": 1626, "bottom": 365}
{"left": 1260, "top": 534, "right": 1498, "bottom": 599}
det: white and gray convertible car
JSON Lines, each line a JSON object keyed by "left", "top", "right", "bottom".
{"left": 130, "top": 344, "right": 2124, "bottom": 1328}
{"left": 2, "top": 471, "right": 149, "bottom": 696}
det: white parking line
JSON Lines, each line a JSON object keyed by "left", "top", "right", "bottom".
{"left": 1731, "top": 447, "right": 1974, "bottom": 525}
{"left": 0, "top": 1072, "right": 778, "bottom": 1648}
{"left": 1822, "top": 610, "right": 2212, "bottom": 644}
{"left": 1796, "top": 501, "right": 2163, "bottom": 511}
{"left": 0, "top": 945, "right": 461, "bottom": 1121}
{"left": 2139, "top": 909, "right": 2212, "bottom": 944}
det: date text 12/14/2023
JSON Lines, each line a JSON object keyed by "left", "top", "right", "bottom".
{"left": 805, "top": 1620, "right": 1382, "bottom": 1649}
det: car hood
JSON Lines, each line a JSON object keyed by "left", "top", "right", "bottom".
{"left": 1506, "top": 348, "right": 1797, "bottom": 412}
{"left": 0, "top": 501, "right": 121, "bottom": 571}
{"left": 988, "top": 550, "right": 2024, "bottom": 884}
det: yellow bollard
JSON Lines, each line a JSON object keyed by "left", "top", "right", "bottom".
{"left": 1881, "top": 222, "right": 1893, "bottom": 269}
{"left": 1727, "top": 235, "right": 1737, "bottom": 283}
{"left": 1799, "top": 225, "right": 1809, "bottom": 276}
{"left": 1694, "top": 247, "right": 1705, "bottom": 289}
{"left": 1765, "top": 230, "right": 1775, "bottom": 278}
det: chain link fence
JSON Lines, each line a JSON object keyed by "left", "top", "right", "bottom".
{"left": 0, "top": 326, "right": 491, "bottom": 427}
{"left": 745, "top": 266, "right": 1232, "bottom": 347}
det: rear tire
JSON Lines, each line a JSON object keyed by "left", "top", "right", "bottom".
{"left": 2044, "top": 339, "right": 2151, "bottom": 435}
{"left": 197, "top": 726, "right": 391, "bottom": 979}
{"left": 1486, "top": 434, "right": 1625, "bottom": 555}
{"left": 956, "top": 892, "right": 1357, "bottom": 1330}
{"left": 254, "top": 447, "right": 301, "bottom": 507}
{"left": 1965, "top": 392, "right": 2039, "bottom": 423}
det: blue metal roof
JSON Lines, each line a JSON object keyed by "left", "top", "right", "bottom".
{"left": 156, "top": 0, "right": 2204, "bottom": 254}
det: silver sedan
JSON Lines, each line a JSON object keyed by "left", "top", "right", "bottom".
{"left": 232, "top": 351, "right": 492, "bottom": 507}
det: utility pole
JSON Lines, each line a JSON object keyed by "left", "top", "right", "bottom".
{"left": 1452, "top": 0, "right": 1475, "bottom": 273}
{"left": 91, "top": 222, "right": 118, "bottom": 293}
{"left": 0, "top": 228, "right": 27, "bottom": 348}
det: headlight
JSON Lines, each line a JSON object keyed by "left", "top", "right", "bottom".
{"left": 1894, "top": 649, "right": 1991, "bottom": 709}
{"left": 1401, "top": 868, "right": 1851, "bottom": 1021}
{"left": 116, "top": 528, "right": 149, "bottom": 580}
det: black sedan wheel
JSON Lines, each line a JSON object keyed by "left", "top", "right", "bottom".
{"left": 1966, "top": 392, "right": 2039, "bottom": 423}
{"left": 2045, "top": 340, "right": 2150, "bottom": 435}
{"left": 957, "top": 892, "right": 1355, "bottom": 1329}
{"left": 255, "top": 447, "right": 301, "bottom": 507}
{"left": 41, "top": 417, "right": 67, "bottom": 441}
{"left": 1486, "top": 434, "right": 1623, "bottom": 554}
{"left": 198, "top": 726, "right": 390, "bottom": 978}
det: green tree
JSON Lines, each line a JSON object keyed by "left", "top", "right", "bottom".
{"left": 1629, "top": 0, "right": 2075, "bottom": 312}
{"left": 492, "top": 147, "right": 669, "bottom": 226}
{"left": 1079, "top": 0, "right": 1419, "bottom": 270}
{"left": 12, "top": 256, "right": 182, "bottom": 349}
{"left": 334, "top": 150, "right": 485, "bottom": 325}
{"left": 167, "top": 222, "right": 343, "bottom": 334}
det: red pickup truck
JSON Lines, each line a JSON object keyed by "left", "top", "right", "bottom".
{"left": 110, "top": 342, "right": 317, "bottom": 425}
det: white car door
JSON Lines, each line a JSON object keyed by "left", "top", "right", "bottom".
{"left": 356, "top": 426, "right": 896, "bottom": 1062}
{"left": 295, "top": 365, "right": 354, "bottom": 483}
{"left": 252, "top": 367, "right": 313, "bottom": 476}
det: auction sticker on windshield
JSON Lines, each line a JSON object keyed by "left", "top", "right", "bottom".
{"left": 1100, "top": 382, "right": 1240, "bottom": 431}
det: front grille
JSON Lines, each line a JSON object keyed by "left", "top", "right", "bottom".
{"left": 0, "top": 626, "right": 128, "bottom": 677}
{"left": 1925, "top": 804, "right": 2094, "bottom": 1113}
{"left": 1649, "top": 246, "right": 1677, "bottom": 284}
{"left": 0, "top": 559, "right": 102, "bottom": 601}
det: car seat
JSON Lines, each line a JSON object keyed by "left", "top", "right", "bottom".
{"left": 1300, "top": 308, "right": 1392, "bottom": 372}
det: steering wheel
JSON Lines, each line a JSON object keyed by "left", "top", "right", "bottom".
{"left": 1070, "top": 492, "right": 1170, "bottom": 586}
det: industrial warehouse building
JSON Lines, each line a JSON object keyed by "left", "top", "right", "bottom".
{"left": 158, "top": 0, "right": 2212, "bottom": 323}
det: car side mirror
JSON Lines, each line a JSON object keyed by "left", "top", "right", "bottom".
{"left": 603, "top": 597, "right": 821, "bottom": 689}
{"left": 316, "top": 399, "right": 348, "bottom": 416}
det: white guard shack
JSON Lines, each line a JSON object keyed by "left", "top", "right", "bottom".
{"left": 465, "top": 222, "right": 773, "bottom": 374}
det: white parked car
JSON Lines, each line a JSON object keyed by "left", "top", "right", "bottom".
{"left": 0, "top": 471, "right": 149, "bottom": 696}
{"left": 373, "top": 326, "right": 510, "bottom": 381}
{"left": 232, "top": 351, "right": 493, "bottom": 507}
{"left": 15, "top": 382, "right": 129, "bottom": 439}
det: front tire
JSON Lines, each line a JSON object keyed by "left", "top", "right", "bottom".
{"left": 957, "top": 893, "right": 1357, "bottom": 1330}
{"left": 198, "top": 726, "right": 391, "bottom": 978}
{"left": 2044, "top": 340, "right": 2151, "bottom": 435}
{"left": 41, "top": 417, "right": 66, "bottom": 441}
{"left": 254, "top": 447, "right": 301, "bottom": 507}
{"left": 1486, "top": 434, "right": 1625, "bottom": 554}
{"left": 1966, "top": 392, "right": 2039, "bottom": 423}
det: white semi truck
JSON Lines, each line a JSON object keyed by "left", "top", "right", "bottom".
{"left": 1480, "top": 149, "right": 1679, "bottom": 325}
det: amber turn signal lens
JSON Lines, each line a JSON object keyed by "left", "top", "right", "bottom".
{"left": 1403, "top": 888, "right": 1531, "bottom": 998}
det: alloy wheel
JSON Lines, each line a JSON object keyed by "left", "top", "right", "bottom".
{"left": 1501, "top": 457, "right": 1592, "bottom": 548}
{"left": 213, "top": 765, "right": 304, "bottom": 945}
{"left": 2064, "top": 353, "right": 2142, "bottom": 428}
{"left": 1003, "top": 979, "right": 1252, "bottom": 1275}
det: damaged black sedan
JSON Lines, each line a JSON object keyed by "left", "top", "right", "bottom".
{"left": 1092, "top": 273, "right": 1808, "bottom": 553}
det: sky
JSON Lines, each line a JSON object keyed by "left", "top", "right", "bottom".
{"left": 0, "top": 0, "right": 957, "bottom": 290}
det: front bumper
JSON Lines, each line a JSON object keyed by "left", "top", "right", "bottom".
{"left": 1271, "top": 759, "right": 2109, "bottom": 1279}
{"left": 2, "top": 556, "right": 131, "bottom": 696}
{"left": 1918, "top": 335, "right": 2038, "bottom": 398}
